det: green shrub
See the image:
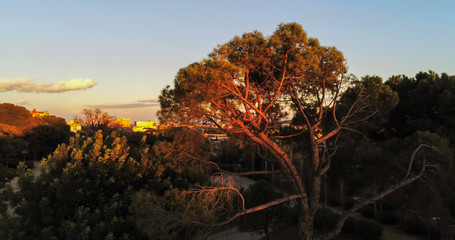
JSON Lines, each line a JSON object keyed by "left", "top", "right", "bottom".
{"left": 0, "top": 163, "right": 18, "bottom": 188}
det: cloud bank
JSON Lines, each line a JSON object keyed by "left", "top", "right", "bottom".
{"left": 137, "top": 99, "right": 159, "bottom": 103}
{"left": 87, "top": 101, "right": 159, "bottom": 109}
{"left": 0, "top": 78, "right": 97, "bottom": 93}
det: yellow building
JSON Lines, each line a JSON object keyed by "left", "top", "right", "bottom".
{"left": 133, "top": 120, "right": 157, "bottom": 132}
{"left": 114, "top": 118, "right": 131, "bottom": 128}
{"left": 31, "top": 109, "right": 49, "bottom": 118}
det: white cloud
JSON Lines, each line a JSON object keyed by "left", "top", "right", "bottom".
{"left": 0, "top": 78, "right": 97, "bottom": 93}
{"left": 45, "top": 79, "right": 97, "bottom": 93}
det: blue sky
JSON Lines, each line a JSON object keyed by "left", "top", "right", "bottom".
{"left": 1, "top": 1, "right": 454, "bottom": 122}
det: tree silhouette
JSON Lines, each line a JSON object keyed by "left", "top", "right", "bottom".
{"left": 158, "top": 23, "right": 442, "bottom": 239}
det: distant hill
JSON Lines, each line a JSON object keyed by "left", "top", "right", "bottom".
{"left": 0, "top": 103, "right": 44, "bottom": 136}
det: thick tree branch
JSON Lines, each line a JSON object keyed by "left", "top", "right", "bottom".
{"left": 213, "top": 193, "right": 304, "bottom": 228}
{"left": 271, "top": 129, "right": 306, "bottom": 139}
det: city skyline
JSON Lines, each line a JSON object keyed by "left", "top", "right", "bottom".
{"left": 1, "top": 1, "right": 454, "bottom": 122}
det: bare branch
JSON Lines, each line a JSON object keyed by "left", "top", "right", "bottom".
{"left": 204, "top": 114, "right": 225, "bottom": 130}
{"left": 186, "top": 184, "right": 245, "bottom": 211}
{"left": 405, "top": 144, "right": 439, "bottom": 178}
{"left": 271, "top": 128, "right": 306, "bottom": 139}
{"left": 263, "top": 53, "right": 288, "bottom": 115}
{"left": 317, "top": 87, "right": 371, "bottom": 144}
{"left": 212, "top": 193, "right": 304, "bottom": 228}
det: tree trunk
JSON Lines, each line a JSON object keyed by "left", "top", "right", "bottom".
{"left": 243, "top": 132, "right": 313, "bottom": 239}
{"left": 300, "top": 203, "right": 323, "bottom": 240}
{"left": 298, "top": 210, "right": 313, "bottom": 240}
{"left": 324, "top": 175, "right": 328, "bottom": 206}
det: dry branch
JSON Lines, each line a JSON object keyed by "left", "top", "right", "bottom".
{"left": 211, "top": 193, "right": 304, "bottom": 229}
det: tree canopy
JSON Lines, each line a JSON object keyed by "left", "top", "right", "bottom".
{"left": 158, "top": 23, "right": 444, "bottom": 240}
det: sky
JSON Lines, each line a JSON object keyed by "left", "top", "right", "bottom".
{"left": 1, "top": 0, "right": 454, "bottom": 122}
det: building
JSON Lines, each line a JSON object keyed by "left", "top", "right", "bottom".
{"left": 114, "top": 118, "right": 131, "bottom": 128}
{"left": 133, "top": 120, "right": 157, "bottom": 132}
{"left": 31, "top": 108, "right": 49, "bottom": 118}
{"left": 135, "top": 120, "right": 157, "bottom": 128}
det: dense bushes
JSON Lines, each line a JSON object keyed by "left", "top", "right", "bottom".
{"left": 400, "top": 215, "right": 440, "bottom": 240}
{"left": 0, "top": 129, "right": 212, "bottom": 240}
{"left": 0, "top": 163, "right": 17, "bottom": 189}
{"left": 314, "top": 207, "right": 383, "bottom": 239}
{"left": 342, "top": 217, "right": 383, "bottom": 239}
